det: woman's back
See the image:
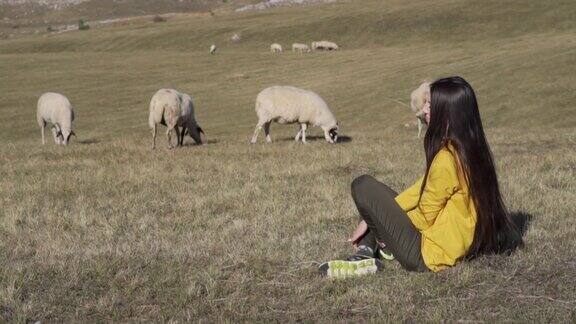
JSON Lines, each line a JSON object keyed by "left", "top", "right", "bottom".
{"left": 398, "top": 146, "right": 477, "bottom": 272}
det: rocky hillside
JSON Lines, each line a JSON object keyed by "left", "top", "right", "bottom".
{"left": 0, "top": 0, "right": 254, "bottom": 27}
{"left": 236, "top": 0, "right": 337, "bottom": 12}
{"left": 1, "top": 0, "right": 90, "bottom": 8}
{"left": 0, "top": 0, "right": 347, "bottom": 39}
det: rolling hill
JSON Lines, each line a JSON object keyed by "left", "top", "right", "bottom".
{"left": 0, "top": 0, "right": 575, "bottom": 321}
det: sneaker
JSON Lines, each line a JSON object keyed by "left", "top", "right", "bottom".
{"left": 318, "top": 258, "right": 384, "bottom": 278}
{"left": 348, "top": 245, "right": 374, "bottom": 261}
{"left": 377, "top": 246, "right": 395, "bottom": 261}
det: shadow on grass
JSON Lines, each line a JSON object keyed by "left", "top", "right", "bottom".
{"left": 466, "top": 212, "right": 532, "bottom": 262}
{"left": 182, "top": 139, "right": 219, "bottom": 146}
{"left": 77, "top": 138, "right": 99, "bottom": 145}
{"left": 279, "top": 135, "right": 353, "bottom": 143}
{"left": 510, "top": 211, "right": 533, "bottom": 237}
{"left": 500, "top": 211, "right": 533, "bottom": 253}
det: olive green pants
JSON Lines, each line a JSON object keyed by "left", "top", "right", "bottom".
{"left": 351, "top": 175, "right": 429, "bottom": 272}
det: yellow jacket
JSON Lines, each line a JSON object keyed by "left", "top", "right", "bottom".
{"left": 395, "top": 146, "right": 477, "bottom": 272}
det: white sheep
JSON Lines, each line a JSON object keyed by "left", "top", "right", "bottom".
{"left": 209, "top": 44, "right": 217, "bottom": 54}
{"left": 410, "top": 81, "right": 431, "bottom": 138}
{"left": 250, "top": 86, "right": 339, "bottom": 144}
{"left": 270, "top": 43, "right": 283, "bottom": 53}
{"left": 292, "top": 43, "right": 311, "bottom": 53}
{"left": 231, "top": 34, "right": 241, "bottom": 42}
{"left": 178, "top": 92, "right": 205, "bottom": 146}
{"left": 149, "top": 89, "right": 205, "bottom": 149}
{"left": 312, "top": 40, "right": 339, "bottom": 51}
{"left": 37, "top": 92, "right": 75, "bottom": 146}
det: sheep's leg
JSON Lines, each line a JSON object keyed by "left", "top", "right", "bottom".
{"left": 166, "top": 127, "right": 173, "bottom": 149}
{"left": 417, "top": 118, "right": 422, "bottom": 139}
{"left": 51, "top": 126, "right": 60, "bottom": 145}
{"left": 55, "top": 124, "right": 64, "bottom": 145}
{"left": 179, "top": 126, "right": 186, "bottom": 146}
{"left": 264, "top": 122, "right": 272, "bottom": 143}
{"left": 301, "top": 123, "right": 308, "bottom": 144}
{"left": 40, "top": 122, "right": 46, "bottom": 145}
{"left": 251, "top": 122, "right": 264, "bottom": 144}
{"left": 295, "top": 125, "right": 302, "bottom": 142}
{"left": 174, "top": 126, "right": 181, "bottom": 147}
{"left": 151, "top": 124, "right": 157, "bottom": 149}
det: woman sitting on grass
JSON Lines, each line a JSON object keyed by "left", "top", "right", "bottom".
{"left": 320, "top": 76, "right": 523, "bottom": 277}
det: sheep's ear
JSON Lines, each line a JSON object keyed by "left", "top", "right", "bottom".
{"left": 70, "top": 131, "right": 76, "bottom": 137}
{"left": 198, "top": 127, "right": 204, "bottom": 135}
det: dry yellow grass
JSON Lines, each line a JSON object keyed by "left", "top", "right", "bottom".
{"left": 0, "top": 0, "right": 575, "bottom": 321}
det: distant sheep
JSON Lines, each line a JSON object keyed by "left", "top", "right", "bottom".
{"left": 312, "top": 40, "right": 339, "bottom": 51}
{"left": 292, "top": 43, "right": 311, "bottom": 53}
{"left": 37, "top": 92, "right": 75, "bottom": 146}
{"left": 148, "top": 89, "right": 205, "bottom": 149}
{"left": 270, "top": 43, "right": 283, "bottom": 53}
{"left": 251, "top": 86, "right": 339, "bottom": 144}
{"left": 231, "top": 34, "right": 241, "bottom": 42}
{"left": 409, "top": 81, "right": 431, "bottom": 138}
{"left": 209, "top": 44, "right": 217, "bottom": 54}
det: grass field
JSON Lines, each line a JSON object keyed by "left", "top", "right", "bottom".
{"left": 1, "top": 0, "right": 575, "bottom": 321}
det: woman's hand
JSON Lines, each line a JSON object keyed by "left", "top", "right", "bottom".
{"left": 348, "top": 220, "right": 368, "bottom": 247}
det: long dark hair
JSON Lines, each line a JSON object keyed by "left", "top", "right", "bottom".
{"left": 420, "top": 76, "right": 522, "bottom": 258}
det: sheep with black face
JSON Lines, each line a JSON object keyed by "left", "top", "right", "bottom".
{"left": 37, "top": 92, "right": 76, "bottom": 146}
{"left": 149, "top": 89, "right": 205, "bottom": 149}
{"left": 251, "top": 86, "right": 339, "bottom": 144}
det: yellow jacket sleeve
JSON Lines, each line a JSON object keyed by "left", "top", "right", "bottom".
{"left": 417, "top": 150, "right": 459, "bottom": 229}
{"left": 395, "top": 176, "right": 423, "bottom": 212}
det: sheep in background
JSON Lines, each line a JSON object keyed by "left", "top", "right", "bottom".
{"left": 410, "top": 81, "right": 431, "bottom": 138}
{"left": 292, "top": 43, "right": 311, "bottom": 53}
{"left": 270, "top": 43, "right": 283, "bottom": 53}
{"left": 312, "top": 40, "right": 339, "bottom": 51}
{"left": 231, "top": 34, "right": 241, "bottom": 42}
{"left": 251, "top": 86, "right": 339, "bottom": 144}
{"left": 37, "top": 92, "right": 75, "bottom": 145}
{"left": 209, "top": 44, "right": 217, "bottom": 54}
{"left": 149, "top": 89, "right": 205, "bottom": 149}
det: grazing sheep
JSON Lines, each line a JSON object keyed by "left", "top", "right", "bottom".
{"left": 148, "top": 89, "right": 205, "bottom": 149}
{"left": 292, "top": 43, "right": 311, "bottom": 53}
{"left": 231, "top": 34, "right": 241, "bottom": 42}
{"left": 209, "top": 44, "right": 217, "bottom": 54}
{"left": 270, "top": 43, "right": 283, "bottom": 53}
{"left": 251, "top": 86, "right": 339, "bottom": 144}
{"left": 410, "top": 81, "right": 431, "bottom": 138}
{"left": 178, "top": 92, "right": 205, "bottom": 146}
{"left": 37, "top": 92, "right": 75, "bottom": 146}
{"left": 312, "top": 40, "right": 339, "bottom": 51}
